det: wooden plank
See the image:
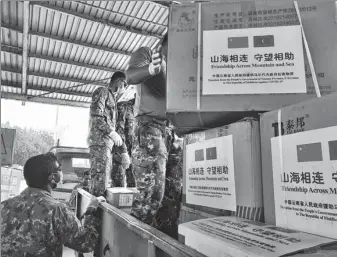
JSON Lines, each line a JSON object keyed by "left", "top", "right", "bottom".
{"left": 1, "top": 92, "right": 90, "bottom": 108}
{"left": 22, "top": 1, "right": 30, "bottom": 95}
{"left": 77, "top": 189, "right": 206, "bottom": 257}
{"left": 31, "top": 1, "right": 162, "bottom": 39}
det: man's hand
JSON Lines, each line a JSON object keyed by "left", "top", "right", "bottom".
{"left": 148, "top": 46, "right": 162, "bottom": 76}
{"left": 121, "top": 153, "right": 131, "bottom": 169}
{"left": 110, "top": 132, "right": 123, "bottom": 147}
{"left": 83, "top": 196, "right": 106, "bottom": 217}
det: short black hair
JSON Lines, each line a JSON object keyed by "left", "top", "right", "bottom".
{"left": 24, "top": 152, "right": 59, "bottom": 189}
{"left": 110, "top": 71, "right": 126, "bottom": 84}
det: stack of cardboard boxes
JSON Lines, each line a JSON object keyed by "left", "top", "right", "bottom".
{"left": 168, "top": 0, "right": 337, "bottom": 256}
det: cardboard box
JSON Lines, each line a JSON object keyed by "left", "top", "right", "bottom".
{"left": 182, "top": 118, "right": 263, "bottom": 222}
{"left": 167, "top": 1, "right": 337, "bottom": 133}
{"left": 178, "top": 216, "right": 337, "bottom": 257}
{"left": 260, "top": 91, "right": 337, "bottom": 239}
{"left": 106, "top": 188, "right": 138, "bottom": 214}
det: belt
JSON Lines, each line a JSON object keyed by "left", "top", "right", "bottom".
{"left": 136, "top": 115, "right": 168, "bottom": 126}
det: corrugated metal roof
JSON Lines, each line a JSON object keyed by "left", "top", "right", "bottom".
{"left": 1, "top": 0, "right": 169, "bottom": 107}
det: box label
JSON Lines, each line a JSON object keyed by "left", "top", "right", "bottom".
{"left": 271, "top": 126, "right": 337, "bottom": 239}
{"left": 203, "top": 26, "right": 306, "bottom": 95}
{"left": 185, "top": 135, "right": 236, "bottom": 211}
{"left": 179, "top": 216, "right": 336, "bottom": 257}
{"left": 118, "top": 194, "right": 134, "bottom": 207}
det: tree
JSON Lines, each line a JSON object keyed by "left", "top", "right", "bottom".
{"left": 1, "top": 122, "right": 55, "bottom": 166}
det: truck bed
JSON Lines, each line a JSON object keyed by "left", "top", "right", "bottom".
{"left": 76, "top": 189, "right": 206, "bottom": 257}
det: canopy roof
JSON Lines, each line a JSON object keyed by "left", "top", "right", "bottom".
{"left": 1, "top": 1, "right": 170, "bottom": 107}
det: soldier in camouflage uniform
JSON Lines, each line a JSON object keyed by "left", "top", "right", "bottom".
{"left": 1, "top": 153, "right": 103, "bottom": 257}
{"left": 112, "top": 89, "right": 137, "bottom": 188}
{"left": 126, "top": 34, "right": 183, "bottom": 230}
{"left": 88, "top": 72, "right": 131, "bottom": 197}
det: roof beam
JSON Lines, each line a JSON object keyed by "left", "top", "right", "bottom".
{"left": 1, "top": 81, "right": 92, "bottom": 98}
{"left": 78, "top": 1, "right": 167, "bottom": 29}
{"left": 1, "top": 91, "right": 90, "bottom": 108}
{"left": 1, "top": 66, "right": 109, "bottom": 87}
{"left": 31, "top": 1, "right": 161, "bottom": 40}
{"left": 1, "top": 44, "right": 119, "bottom": 73}
{"left": 1, "top": 23, "right": 131, "bottom": 57}
{"left": 22, "top": 1, "right": 30, "bottom": 95}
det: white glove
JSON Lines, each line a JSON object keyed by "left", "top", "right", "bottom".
{"left": 110, "top": 132, "right": 123, "bottom": 147}
{"left": 120, "top": 153, "right": 131, "bottom": 169}
{"left": 149, "top": 51, "right": 162, "bottom": 76}
{"left": 83, "top": 196, "right": 106, "bottom": 216}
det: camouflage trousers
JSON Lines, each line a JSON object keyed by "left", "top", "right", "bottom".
{"left": 88, "top": 145, "right": 114, "bottom": 197}
{"left": 131, "top": 117, "right": 183, "bottom": 233}
{"left": 113, "top": 100, "right": 136, "bottom": 187}
{"left": 152, "top": 145, "right": 183, "bottom": 239}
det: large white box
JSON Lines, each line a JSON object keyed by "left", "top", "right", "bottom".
{"left": 261, "top": 91, "right": 337, "bottom": 239}
{"left": 167, "top": 0, "right": 337, "bottom": 135}
{"left": 179, "top": 216, "right": 337, "bottom": 257}
{"left": 182, "top": 118, "right": 263, "bottom": 222}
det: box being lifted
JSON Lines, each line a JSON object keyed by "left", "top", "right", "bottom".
{"left": 178, "top": 216, "right": 337, "bottom": 257}
{"left": 166, "top": 0, "right": 337, "bottom": 133}
{"left": 106, "top": 188, "right": 138, "bottom": 214}
{"left": 260, "top": 91, "right": 337, "bottom": 239}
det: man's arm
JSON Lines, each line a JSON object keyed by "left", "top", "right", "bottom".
{"left": 54, "top": 204, "right": 101, "bottom": 253}
{"left": 90, "top": 87, "right": 114, "bottom": 134}
{"left": 127, "top": 47, "right": 162, "bottom": 84}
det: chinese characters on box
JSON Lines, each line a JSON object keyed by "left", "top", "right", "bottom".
{"left": 203, "top": 26, "right": 306, "bottom": 95}
{"left": 271, "top": 126, "right": 337, "bottom": 239}
{"left": 185, "top": 135, "right": 236, "bottom": 211}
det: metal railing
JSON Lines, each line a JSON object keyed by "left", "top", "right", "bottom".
{"left": 76, "top": 188, "right": 206, "bottom": 257}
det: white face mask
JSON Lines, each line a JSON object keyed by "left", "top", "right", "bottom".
{"left": 116, "top": 85, "right": 125, "bottom": 96}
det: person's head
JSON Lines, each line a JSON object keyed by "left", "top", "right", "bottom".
{"left": 109, "top": 71, "right": 127, "bottom": 94}
{"left": 161, "top": 34, "right": 168, "bottom": 58}
{"left": 23, "top": 152, "right": 63, "bottom": 193}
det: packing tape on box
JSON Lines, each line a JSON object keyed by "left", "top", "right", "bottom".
{"left": 197, "top": 2, "right": 202, "bottom": 111}
{"left": 294, "top": 1, "right": 321, "bottom": 98}
{"left": 196, "top": 2, "right": 204, "bottom": 127}
{"left": 274, "top": 2, "right": 322, "bottom": 198}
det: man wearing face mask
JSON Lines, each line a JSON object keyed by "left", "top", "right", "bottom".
{"left": 88, "top": 71, "right": 131, "bottom": 196}
{"left": 1, "top": 152, "right": 105, "bottom": 257}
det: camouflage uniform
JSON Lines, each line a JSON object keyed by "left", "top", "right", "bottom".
{"left": 127, "top": 46, "right": 183, "bottom": 231}
{"left": 88, "top": 87, "right": 128, "bottom": 196}
{"left": 1, "top": 187, "right": 100, "bottom": 257}
{"left": 113, "top": 99, "right": 136, "bottom": 188}
{"left": 130, "top": 118, "right": 170, "bottom": 224}
{"left": 152, "top": 137, "right": 183, "bottom": 239}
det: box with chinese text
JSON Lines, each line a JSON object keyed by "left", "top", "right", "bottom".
{"left": 167, "top": 0, "right": 337, "bottom": 135}
{"left": 182, "top": 118, "right": 263, "bottom": 222}
{"left": 260, "top": 91, "right": 337, "bottom": 239}
{"left": 178, "top": 216, "right": 337, "bottom": 257}
{"left": 106, "top": 187, "right": 138, "bottom": 214}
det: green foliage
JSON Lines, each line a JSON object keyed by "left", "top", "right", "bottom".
{"left": 1, "top": 122, "right": 55, "bottom": 166}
